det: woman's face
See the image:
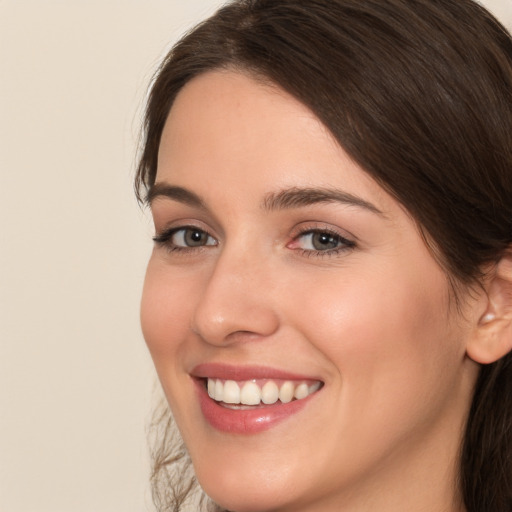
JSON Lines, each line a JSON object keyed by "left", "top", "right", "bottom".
{"left": 141, "top": 70, "right": 480, "bottom": 512}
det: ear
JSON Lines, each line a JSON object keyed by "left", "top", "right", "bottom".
{"left": 466, "top": 251, "right": 512, "bottom": 365}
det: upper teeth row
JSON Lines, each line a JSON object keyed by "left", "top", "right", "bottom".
{"left": 207, "top": 378, "right": 321, "bottom": 405}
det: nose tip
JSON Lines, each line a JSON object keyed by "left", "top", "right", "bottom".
{"left": 191, "top": 259, "right": 280, "bottom": 346}
{"left": 192, "top": 305, "right": 279, "bottom": 346}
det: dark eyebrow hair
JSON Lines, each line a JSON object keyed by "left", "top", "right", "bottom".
{"left": 145, "top": 183, "right": 206, "bottom": 209}
{"left": 262, "top": 187, "right": 384, "bottom": 216}
{"left": 146, "top": 183, "right": 384, "bottom": 217}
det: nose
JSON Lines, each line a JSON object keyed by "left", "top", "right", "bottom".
{"left": 191, "top": 246, "right": 280, "bottom": 346}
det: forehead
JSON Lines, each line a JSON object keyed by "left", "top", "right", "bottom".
{"left": 159, "top": 69, "right": 335, "bottom": 171}
{"left": 157, "top": 70, "right": 393, "bottom": 210}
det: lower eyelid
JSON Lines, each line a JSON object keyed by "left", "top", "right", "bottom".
{"left": 295, "top": 247, "right": 348, "bottom": 259}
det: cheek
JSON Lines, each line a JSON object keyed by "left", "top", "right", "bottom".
{"left": 140, "top": 258, "right": 206, "bottom": 431}
{"left": 282, "top": 260, "right": 471, "bottom": 484}
{"left": 140, "top": 258, "right": 193, "bottom": 374}
{"left": 295, "top": 255, "right": 450, "bottom": 350}
{"left": 291, "top": 258, "right": 461, "bottom": 425}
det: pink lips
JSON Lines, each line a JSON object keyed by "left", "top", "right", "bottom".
{"left": 192, "top": 363, "right": 322, "bottom": 434}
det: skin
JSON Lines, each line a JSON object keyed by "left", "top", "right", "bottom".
{"left": 141, "top": 70, "right": 483, "bottom": 512}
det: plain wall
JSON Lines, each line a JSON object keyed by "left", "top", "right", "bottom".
{"left": 1, "top": 1, "right": 511, "bottom": 511}
{"left": 0, "top": 2, "right": 226, "bottom": 511}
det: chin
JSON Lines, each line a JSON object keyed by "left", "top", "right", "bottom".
{"left": 200, "top": 478, "right": 293, "bottom": 512}
{"left": 195, "top": 456, "right": 304, "bottom": 512}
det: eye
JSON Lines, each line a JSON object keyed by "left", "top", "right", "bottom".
{"left": 153, "top": 226, "right": 217, "bottom": 250}
{"left": 172, "top": 228, "right": 216, "bottom": 247}
{"left": 289, "top": 228, "right": 355, "bottom": 254}
{"left": 301, "top": 231, "right": 341, "bottom": 251}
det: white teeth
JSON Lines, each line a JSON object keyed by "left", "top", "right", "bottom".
{"left": 207, "top": 378, "right": 322, "bottom": 406}
{"left": 241, "top": 381, "right": 261, "bottom": 405}
{"left": 261, "top": 381, "right": 279, "bottom": 404}
{"left": 214, "top": 379, "right": 224, "bottom": 401}
{"left": 279, "top": 381, "right": 294, "bottom": 403}
{"left": 309, "top": 381, "right": 321, "bottom": 394}
{"left": 294, "top": 383, "right": 309, "bottom": 400}
{"left": 223, "top": 380, "right": 240, "bottom": 404}
{"left": 207, "top": 378, "right": 215, "bottom": 399}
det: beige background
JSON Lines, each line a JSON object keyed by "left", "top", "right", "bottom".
{"left": 1, "top": 1, "right": 511, "bottom": 511}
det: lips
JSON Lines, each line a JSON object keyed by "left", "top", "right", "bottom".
{"left": 192, "top": 364, "right": 323, "bottom": 434}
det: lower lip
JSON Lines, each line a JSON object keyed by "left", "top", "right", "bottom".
{"left": 195, "top": 380, "right": 316, "bottom": 434}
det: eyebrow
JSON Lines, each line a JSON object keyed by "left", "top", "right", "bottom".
{"left": 146, "top": 183, "right": 384, "bottom": 217}
{"left": 146, "top": 183, "right": 206, "bottom": 209}
{"left": 262, "top": 187, "right": 384, "bottom": 216}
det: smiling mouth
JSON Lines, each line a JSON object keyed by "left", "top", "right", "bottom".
{"left": 193, "top": 366, "right": 324, "bottom": 433}
{"left": 205, "top": 378, "right": 323, "bottom": 408}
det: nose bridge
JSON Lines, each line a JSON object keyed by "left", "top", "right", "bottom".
{"left": 192, "top": 240, "right": 279, "bottom": 345}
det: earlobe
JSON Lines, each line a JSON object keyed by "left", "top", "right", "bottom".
{"left": 466, "top": 251, "right": 512, "bottom": 365}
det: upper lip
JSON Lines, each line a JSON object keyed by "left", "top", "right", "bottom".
{"left": 191, "top": 363, "right": 323, "bottom": 382}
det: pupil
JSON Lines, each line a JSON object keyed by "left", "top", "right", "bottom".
{"left": 186, "top": 230, "right": 205, "bottom": 246}
{"left": 313, "top": 232, "right": 338, "bottom": 250}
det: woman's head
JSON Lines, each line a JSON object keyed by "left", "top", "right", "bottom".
{"left": 138, "top": 1, "right": 512, "bottom": 510}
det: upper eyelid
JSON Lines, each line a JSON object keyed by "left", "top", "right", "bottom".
{"left": 154, "top": 219, "right": 216, "bottom": 236}
{"left": 290, "top": 222, "right": 357, "bottom": 243}
{"left": 152, "top": 227, "right": 218, "bottom": 253}
{"left": 152, "top": 221, "right": 357, "bottom": 251}
{"left": 153, "top": 225, "right": 216, "bottom": 241}
{"left": 151, "top": 206, "right": 224, "bottom": 238}
{"left": 292, "top": 228, "right": 356, "bottom": 248}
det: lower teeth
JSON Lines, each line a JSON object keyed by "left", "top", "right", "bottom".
{"left": 219, "top": 403, "right": 264, "bottom": 410}
{"left": 218, "top": 399, "right": 291, "bottom": 409}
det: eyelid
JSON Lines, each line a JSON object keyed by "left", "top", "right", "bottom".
{"left": 153, "top": 217, "right": 215, "bottom": 238}
{"left": 289, "top": 222, "right": 356, "bottom": 243}
{"left": 152, "top": 223, "right": 218, "bottom": 252}
{"left": 287, "top": 222, "right": 356, "bottom": 254}
{"left": 152, "top": 225, "right": 212, "bottom": 242}
{"left": 151, "top": 219, "right": 356, "bottom": 257}
{"left": 150, "top": 203, "right": 223, "bottom": 238}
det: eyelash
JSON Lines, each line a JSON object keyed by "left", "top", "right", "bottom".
{"left": 290, "top": 227, "right": 356, "bottom": 257}
{"left": 153, "top": 226, "right": 217, "bottom": 254}
{"left": 152, "top": 225, "right": 356, "bottom": 256}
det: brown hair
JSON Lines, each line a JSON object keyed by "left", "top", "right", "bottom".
{"left": 137, "top": 1, "right": 512, "bottom": 510}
